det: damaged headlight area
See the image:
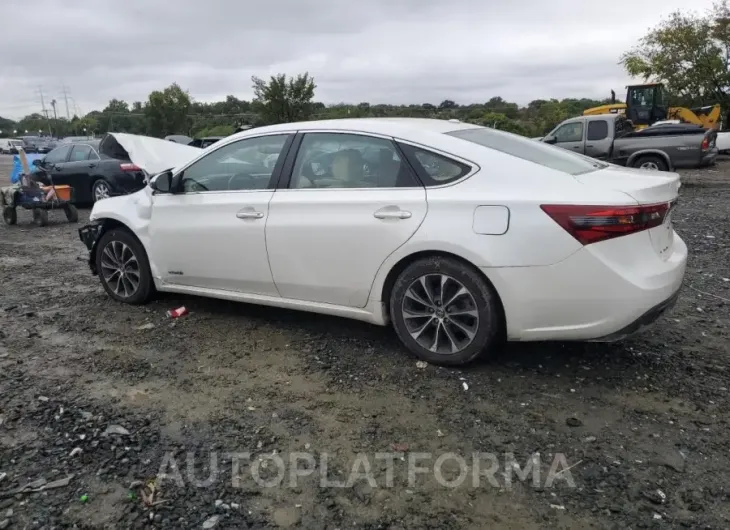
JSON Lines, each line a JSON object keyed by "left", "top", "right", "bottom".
{"left": 78, "top": 221, "right": 105, "bottom": 274}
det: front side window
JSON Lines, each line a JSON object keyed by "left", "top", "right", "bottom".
{"left": 290, "top": 133, "right": 418, "bottom": 189}
{"left": 44, "top": 144, "right": 72, "bottom": 164}
{"left": 69, "top": 144, "right": 93, "bottom": 162}
{"left": 553, "top": 122, "right": 583, "bottom": 143}
{"left": 180, "top": 134, "right": 289, "bottom": 192}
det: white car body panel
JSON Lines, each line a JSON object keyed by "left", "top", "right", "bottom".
{"left": 266, "top": 187, "right": 427, "bottom": 307}
{"left": 88, "top": 118, "right": 688, "bottom": 343}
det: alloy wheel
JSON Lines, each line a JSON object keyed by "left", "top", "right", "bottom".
{"left": 94, "top": 182, "right": 110, "bottom": 201}
{"left": 640, "top": 161, "right": 659, "bottom": 171}
{"left": 401, "top": 274, "right": 480, "bottom": 354}
{"left": 100, "top": 240, "right": 140, "bottom": 298}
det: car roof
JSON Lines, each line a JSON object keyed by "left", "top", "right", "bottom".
{"left": 227, "top": 117, "right": 482, "bottom": 141}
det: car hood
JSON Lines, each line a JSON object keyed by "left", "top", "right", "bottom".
{"left": 101, "top": 133, "right": 200, "bottom": 175}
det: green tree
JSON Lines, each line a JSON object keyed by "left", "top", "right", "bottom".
{"left": 621, "top": 2, "right": 730, "bottom": 115}
{"left": 144, "top": 83, "right": 192, "bottom": 136}
{"left": 251, "top": 73, "right": 316, "bottom": 125}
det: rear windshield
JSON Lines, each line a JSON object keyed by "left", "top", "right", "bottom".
{"left": 446, "top": 127, "right": 606, "bottom": 176}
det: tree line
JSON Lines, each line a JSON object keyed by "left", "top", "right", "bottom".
{"left": 2, "top": 2, "right": 728, "bottom": 140}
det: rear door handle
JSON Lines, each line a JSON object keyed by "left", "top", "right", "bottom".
{"left": 236, "top": 208, "right": 264, "bottom": 220}
{"left": 88, "top": 163, "right": 96, "bottom": 168}
{"left": 374, "top": 207, "right": 412, "bottom": 220}
{"left": 586, "top": 144, "right": 594, "bottom": 148}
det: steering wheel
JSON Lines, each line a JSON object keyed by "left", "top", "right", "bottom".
{"left": 183, "top": 179, "right": 208, "bottom": 192}
{"left": 227, "top": 173, "right": 254, "bottom": 190}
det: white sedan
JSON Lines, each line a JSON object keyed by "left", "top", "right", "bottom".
{"left": 79, "top": 118, "right": 687, "bottom": 365}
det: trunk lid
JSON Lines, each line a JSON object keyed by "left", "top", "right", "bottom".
{"left": 574, "top": 166, "right": 679, "bottom": 260}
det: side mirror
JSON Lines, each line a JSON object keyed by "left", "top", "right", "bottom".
{"left": 150, "top": 170, "right": 173, "bottom": 193}
{"left": 32, "top": 159, "right": 43, "bottom": 167}
{"left": 543, "top": 135, "right": 558, "bottom": 144}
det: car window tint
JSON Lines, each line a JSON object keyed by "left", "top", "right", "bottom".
{"left": 69, "top": 144, "right": 93, "bottom": 162}
{"left": 446, "top": 127, "right": 605, "bottom": 176}
{"left": 44, "top": 144, "right": 72, "bottom": 164}
{"left": 553, "top": 122, "right": 583, "bottom": 143}
{"left": 290, "top": 133, "right": 418, "bottom": 189}
{"left": 180, "top": 135, "right": 289, "bottom": 192}
{"left": 586, "top": 120, "right": 609, "bottom": 141}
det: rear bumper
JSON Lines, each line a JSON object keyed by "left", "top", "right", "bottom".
{"left": 486, "top": 232, "right": 687, "bottom": 342}
{"left": 588, "top": 288, "right": 680, "bottom": 342}
{"left": 701, "top": 148, "right": 719, "bottom": 166}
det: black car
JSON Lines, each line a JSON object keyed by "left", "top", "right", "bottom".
{"left": 188, "top": 136, "right": 224, "bottom": 148}
{"left": 34, "top": 139, "right": 147, "bottom": 204}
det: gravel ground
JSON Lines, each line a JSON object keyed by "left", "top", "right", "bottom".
{"left": 1, "top": 154, "right": 729, "bottom": 529}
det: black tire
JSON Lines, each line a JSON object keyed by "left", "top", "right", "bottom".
{"left": 64, "top": 204, "right": 79, "bottom": 223}
{"left": 633, "top": 155, "right": 668, "bottom": 172}
{"left": 91, "top": 179, "right": 112, "bottom": 203}
{"left": 32, "top": 208, "right": 48, "bottom": 227}
{"left": 389, "top": 256, "right": 502, "bottom": 366}
{"left": 95, "top": 228, "right": 154, "bottom": 305}
{"left": 2, "top": 206, "right": 17, "bottom": 226}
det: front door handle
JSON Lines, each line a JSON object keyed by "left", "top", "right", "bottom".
{"left": 374, "top": 207, "right": 412, "bottom": 220}
{"left": 236, "top": 209, "right": 264, "bottom": 220}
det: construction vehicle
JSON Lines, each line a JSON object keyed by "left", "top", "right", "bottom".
{"left": 583, "top": 83, "right": 721, "bottom": 130}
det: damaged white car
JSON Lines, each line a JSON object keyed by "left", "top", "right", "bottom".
{"left": 79, "top": 118, "right": 686, "bottom": 366}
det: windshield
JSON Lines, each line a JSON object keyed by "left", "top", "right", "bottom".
{"left": 446, "top": 127, "right": 606, "bottom": 176}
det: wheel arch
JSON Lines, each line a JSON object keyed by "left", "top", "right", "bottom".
{"left": 87, "top": 217, "right": 146, "bottom": 275}
{"left": 627, "top": 150, "right": 672, "bottom": 171}
{"left": 379, "top": 250, "right": 506, "bottom": 338}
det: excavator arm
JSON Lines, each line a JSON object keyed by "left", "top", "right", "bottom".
{"left": 668, "top": 104, "right": 721, "bottom": 129}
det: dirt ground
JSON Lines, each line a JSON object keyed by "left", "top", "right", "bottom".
{"left": 0, "top": 154, "right": 729, "bottom": 530}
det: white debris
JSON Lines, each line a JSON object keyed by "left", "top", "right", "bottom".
{"left": 202, "top": 515, "right": 220, "bottom": 529}
{"left": 653, "top": 513, "right": 662, "bottom": 520}
{"left": 69, "top": 447, "right": 83, "bottom": 457}
{"left": 462, "top": 382, "right": 469, "bottom": 391}
{"left": 103, "top": 425, "right": 130, "bottom": 436}
{"left": 38, "top": 396, "right": 49, "bottom": 402}
{"left": 416, "top": 361, "right": 428, "bottom": 369}
{"left": 550, "top": 504, "right": 566, "bottom": 510}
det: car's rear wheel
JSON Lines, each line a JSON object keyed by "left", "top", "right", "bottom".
{"left": 633, "top": 155, "right": 668, "bottom": 172}
{"left": 95, "top": 228, "right": 153, "bottom": 305}
{"left": 389, "top": 256, "right": 502, "bottom": 366}
{"left": 92, "top": 179, "right": 112, "bottom": 202}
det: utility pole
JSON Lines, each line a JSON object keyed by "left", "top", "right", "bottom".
{"left": 62, "top": 85, "right": 71, "bottom": 119}
{"left": 38, "top": 87, "right": 53, "bottom": 136}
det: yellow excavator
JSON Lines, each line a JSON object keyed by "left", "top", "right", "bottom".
{"left": 583, "top": 83, "right": 721, "bottom": 130}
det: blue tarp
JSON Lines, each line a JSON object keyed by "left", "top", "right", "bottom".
{"left": 10, "top": 154, "right": 44, "bottom": 184}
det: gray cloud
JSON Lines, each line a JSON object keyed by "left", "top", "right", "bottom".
{"left": 0, "top": 0, "right": 714, "bottom": 118}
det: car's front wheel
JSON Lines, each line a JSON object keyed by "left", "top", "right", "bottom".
{"left": 389, "top": 256, "right": 502, "bottom": 366}
{"left": 95, "top": 228, "right": 153, "bottom": 304}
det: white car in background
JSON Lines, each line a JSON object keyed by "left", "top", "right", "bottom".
{"left": 78, "top": 118, "right": 686, "bottom": 366}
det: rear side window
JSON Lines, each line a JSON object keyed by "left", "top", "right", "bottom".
{"left": 69, "top": 144, "right": 93, "bottom": 161}
{"left": 587, "top": 120, "right": 608, "bottom": 141}
{"left": 447, "top": 127, "right": 605, "bottom": 176}
{"left": 398, "top": 144, "right": 471, "bottom": 186}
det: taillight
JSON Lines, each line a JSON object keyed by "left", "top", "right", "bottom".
{"left": 540, "top": 203, "right": 672, "bottom": 245}
{"left": 701, "top": 137, "right": 709, "bottom": 150}
{"left": 120, "top": 163, "right": 141, "bottom": 172}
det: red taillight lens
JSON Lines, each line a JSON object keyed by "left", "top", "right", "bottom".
{"left": 701, "top": 137, "right": 710, "bottom": 150}
{"left": 540, "top": 203, "right": 672, "bottom": 245}
{"left": 120, "top": 163, "right": 141, "bottom": 172}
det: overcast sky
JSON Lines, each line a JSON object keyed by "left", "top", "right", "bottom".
{"left": 0, "top": 0, "right": 714, "bottom": 119}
